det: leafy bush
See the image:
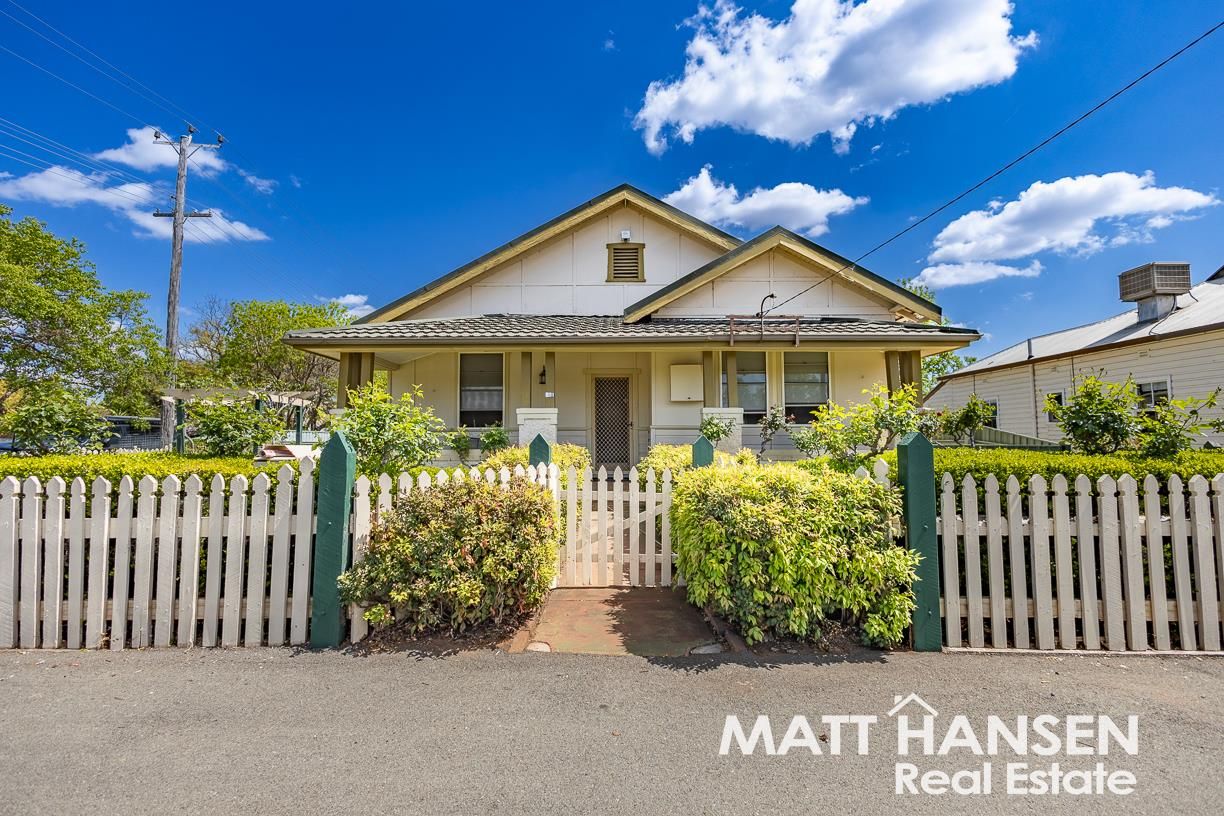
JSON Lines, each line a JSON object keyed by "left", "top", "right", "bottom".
{"left": 755, "top": 405, "right": 788, "bottom": 453}
{"left": 799, "top": 447, "right": 1224, "bottom": 487}
{"left": 447, "top": 426, "right": 472, "bottom": 462}
{"left": 672, "top": 463, "right": 915, "bottom": 647}
{"left": 1134, "top": 389, "right": 1224, "bottom": 458}
{"left": 482, "top": 442, "right": 591, "bottom": 474}
{"left": 939, "top": 394, "right": 996, "bottom": 446}
{"left": 479, "top": 423, "right": 510, "bottom": 455}
{"left": 789, "top": 384, "right": 935, "bottom": 466}
{"left": 325, "top": 383, "right": 444, "bottom": 478}
{"left": 0, "top": 382, "right": 110, "bottom": 453}
{"left": 635, "top": 444, "right": 757, "bottom": 486}
{"left": 183, "top": 397, "right": 284, "bottom": 457}
{"left": 1044, "top": 375, "right": 1140, "bottom": 454}
{"left": 699, "top": 414, "right": 736, "bottom": 443}
{"left": 337, "top": 477, "right": 559, "bottom": 635}
{"left": 0, "top": 452, "right": 291, "bottom": 485}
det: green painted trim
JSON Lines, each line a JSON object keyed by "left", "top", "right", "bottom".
{"left": 898, "top": 432, "right": 941, "bottom": 652}
{"left": 692, "top": 435, "right": 714, "bottom": 468}
{"left": 310, "top": 431, "right": 356, "bottom": 648}
{"left": 529, "top": 434, "right": 551, "bottom": 467}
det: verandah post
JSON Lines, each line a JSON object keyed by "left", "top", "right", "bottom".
{"left": 310, "top": 430, "right": 356, "bottom": 648}
{"left": 898, "top": 431, "right": 941, "bottom": 651}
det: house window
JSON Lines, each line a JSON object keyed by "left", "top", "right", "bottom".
{"left": 982, "top": 400, "right": 999, "bottom": 429}
{"left": 458, "top": 353, "right": 504, "bottom": 427}
{"left": 783, "top": 352, "right": 830, "bottom": 423}
{"left": 723, "top": 351, "right": 766, "bottom": 424}
{"left": 1045, "top": 391, "right": 1063, "bottom": 422}
{"left": 606, "top": 243, "right": 645, "bottom": 282}
{"left": 1135, "top": 379, "right": 1170, "bottom": 410}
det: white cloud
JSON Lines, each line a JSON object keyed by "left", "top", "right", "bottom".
{"left": 0, "top": 164, "right": 268, "bottom": 243}
{"left": 917, "top": 171, "right": 1218, "bottom": 287}
{"left": 663, "top": 166, "right": 866, "bottom": 237}
{"left": 635, "top": 0, "right": 1036, "bottom": 154}
{"left": 94, "top": 126, "right": 228, "bottom": 175}
{"left": 324, "top": 293, "right": 375, "bottom": 318}
{"left": 289, "top": 174, "right": 303, "bottom": 189}
{"left": 239, "top": 169, "right": 278, "bottom": 194}
{"left": 915, "top": 260, "right": 1042, "bottom": 288}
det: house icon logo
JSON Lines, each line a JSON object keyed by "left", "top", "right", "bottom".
{"left": 887, "top": 693, "right": 938, "bottom": 718}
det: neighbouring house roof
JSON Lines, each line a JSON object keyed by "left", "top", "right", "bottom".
{"left": 356, "top": 184, "right": 742, "bottom": 325}
{"left": 941, "top": 266, "right": 1224, "bottom": 382}
{"left": 622, "top": 226, "right": 942, "bottom": 324}
{"left": 284, "top": 314, "right": 979, "bottom": 347}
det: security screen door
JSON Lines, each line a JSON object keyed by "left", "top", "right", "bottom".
{"left": 593, "top": 377, "right": 632, "bottom": 467}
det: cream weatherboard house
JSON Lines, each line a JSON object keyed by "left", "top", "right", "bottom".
{"left": 926, "top": 261, "right": 1224, "bottom": 446}
{"left": 285, "top": 185, "right": 979, "bottom": 465}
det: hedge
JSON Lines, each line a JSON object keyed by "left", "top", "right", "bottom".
{"left": 672, "top": 463, "right": 915, "bottom": 647}
{"left": 0, "top": 452, "right": 294, "bottom": 486}
{"left": 797, "top": 447, "right": 1224, "bottom": 486}
{"left": 635, "top": 444, "right": 757, "bottom": 486}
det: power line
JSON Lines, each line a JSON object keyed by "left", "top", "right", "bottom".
{"left": 0, "top": 42, "right": 148, "bottom": 125}
{"left": 765, "top": 17, "right": 1224, "bottom": 316}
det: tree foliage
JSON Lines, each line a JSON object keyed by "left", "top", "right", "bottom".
{"left": 0, "top": 205, "right": 167, "bottom": 417}
{"left": 939, "top": 393, "right": 996, "bottom": 446}
{"left": 324, "top": 383, "right": 445, "bottom": 478}
{"left": 790, "top": 384, "right": 936, "bottom": 465}
{"left": 184, "top": 298, "right": 349, "bottom": 422}
{"left": 1134, "top": 389, "right": 1224, "bottom": 458}
{"left": 896, "top": 277, "right": 976, "bottom": 393}
{"left": 1044, "top": 375, "right": 1141, "bottom": 455}
{"left": 183, "top": 397, "right": 285, "bottom": 457}
{"left": 0, "top": 380, "right": 110, "bottom": 453}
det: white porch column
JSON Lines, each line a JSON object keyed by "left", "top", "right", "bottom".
{"left": 516, "top": 407, "right": 559, "bottom": 447}
{"left": 701, "top": 407, "right": 744, "bottom": 453}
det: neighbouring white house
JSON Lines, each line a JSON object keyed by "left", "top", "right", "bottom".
{"left": 284, "top": 184, "right": 979, "bottom": 465}
{"left": 926, "top": 261, "right": 1224, "bottom": 446}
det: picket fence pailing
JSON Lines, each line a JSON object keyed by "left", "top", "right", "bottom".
{"left": 938, "top": 472, "right": 1224, "bottom": 652}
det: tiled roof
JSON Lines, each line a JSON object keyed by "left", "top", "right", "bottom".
{"left": 284, "top": 314, "right": 980, "bottom": 345}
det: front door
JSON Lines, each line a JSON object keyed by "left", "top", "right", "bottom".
{"left": 593, "top": 376, "right": 632, "bottom": 467}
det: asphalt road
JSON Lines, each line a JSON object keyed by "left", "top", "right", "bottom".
{"left": 1, "top": 648, "right": 1221, "bottom": 815}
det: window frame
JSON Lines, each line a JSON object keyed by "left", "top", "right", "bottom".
{"left": 456, "top": 352, "right": 506, "bottom": 429}
{"left": 1134, "top": 378, "right": 1172, "bottom": 410}
{"left": 721, "top": 350, "right": 768, "bottom": 424}
{"left": 982, "top": 399, "right": 999, "bottom": 429}
{"left": 782, "top": 350, "right": 831, "bottom": 424}
{"left": 606, "top": 242, "right": 646, "bottom": 283}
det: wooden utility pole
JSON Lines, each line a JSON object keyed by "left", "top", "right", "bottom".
{"left": 153, "top": 126, "right": 220, "bottom": 448}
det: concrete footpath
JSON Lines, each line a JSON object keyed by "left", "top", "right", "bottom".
{"left": 1, "top": 648, "right": 1221, "bottom": 815}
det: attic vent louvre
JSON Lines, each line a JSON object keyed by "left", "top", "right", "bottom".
{"left": 607, "top": 242, "right": 645, "bottom": 282}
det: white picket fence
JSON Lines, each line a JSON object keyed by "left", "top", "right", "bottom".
{"left": 938, "top": 472, "right": 1224, "bottom": 652}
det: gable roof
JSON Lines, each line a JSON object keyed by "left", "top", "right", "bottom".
{"left": 622, "top": 226, "right": 941, "bottom": 323}
{"left": 940, "top": 268, "right": 1224, "bottom": 381}
{"left": 357, "top": 183, "right": 742, "bottom": 325}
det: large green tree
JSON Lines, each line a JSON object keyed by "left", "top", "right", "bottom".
{"left": 184, "top": 298, "right": 350, "bottom": 422}
{"left": 0, "top": 205, "right": 167, "bottom": 418}
{"left": 898, "top": 277, "right": 976, "bottom": 395}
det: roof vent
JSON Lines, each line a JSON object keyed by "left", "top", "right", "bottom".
{"left": 607, "top": 242, "right": 645, "bottom": 282}
{"left": 1118, "top": 262, "right": 1191, "bottom": 301}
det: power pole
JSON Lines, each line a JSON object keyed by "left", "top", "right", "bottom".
{"left": 153, "top": 126, "right": 221, "bottom": 448}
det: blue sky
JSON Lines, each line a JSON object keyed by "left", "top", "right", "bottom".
{"left": 1, "top": 0, "right": 1221, "bottom": 358}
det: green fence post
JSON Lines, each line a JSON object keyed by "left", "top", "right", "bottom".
{"left": 898, "top": 431, "right": 941, "bottom": 651}
{"left": 295, "top": 404, "right": 304, "bottom": 444}
{"left": 692, "top": 435, "right": 714, "bottom": 467}
{"left": 529, "top": 434, "right": 551, "bottom": 467}
{"left": 310, "top": 430, "right": 356, "bottom": 648}
{"left": 173, "top": 400, "right": 186, "bottom": 454}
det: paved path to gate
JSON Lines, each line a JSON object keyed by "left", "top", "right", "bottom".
{"left": 530, "top": 587, "right": 718, "bottom": 656}
{"left": 1, "top": 649, "right": 1221, "bottom": 815}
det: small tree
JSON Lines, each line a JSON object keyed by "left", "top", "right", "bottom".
{"left": 698, "top": 414, "right": 736, "bottom": 443}
{"left": 790, "top": 384, "right": 927, "bottom": 466}
{"left": 479, "top": 422, "right": 510, "bottom": 455}
{"left": 0, "top": 381, "right": 110, "bottom": 453}
{"left": 1134, "top": 389, "right": 1224, "bottom": 458}
{"left": 755, "top": 406, "right": 788, "bottom": 454}
{"left": 326, "top": 383, "right": 444, "bottom": 477}
{"left": 941, "top": 393, "right": 996, "bottom": 446}
{"left": 184, "top": 397, "right": 284, "bottom": 457}
{"left": 1045, "top": 375, "right": 1140, "bottom": 455}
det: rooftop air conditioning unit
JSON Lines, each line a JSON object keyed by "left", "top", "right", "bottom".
{"left": 1118, "top": 262, "right": 1191, "bottom": 302}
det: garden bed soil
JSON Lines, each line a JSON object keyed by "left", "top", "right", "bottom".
{"left": 348, "top": 613, "right": 539, "bottom": 656}
{"left": 748, "top": 620, "right": 897, "bottom": 659}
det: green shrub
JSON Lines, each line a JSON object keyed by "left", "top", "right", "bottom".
{"left": 337, "top": 477, "right": 559, "bottom": 635}
{"left": 183, "top": 397, "right": 284, "bottom": 457}
{"left": 1045, "top": 375, "right": 1140, "bottom": 454}
{"left": 447, "top": 426, "right": 472, "bottom": 462}
{"left": 672, "top": 463, "right": 915, "bottom": 647}
{"left": 698, "top": 414, "right": 736, "bottom": 443}
{"left": 481, "top": 442, "right": 591, "bottom": 478}
{"left": 0, "top": 451, "right": 291, "bottom": 486}
{"left": 479, "top": 423, "right": 510, "bottom": 455}
{"left": 325, "top": 383, "right": 444, "bottom": 478}
{"left": 635, "top": 444, "right": 757, "bottom": 486}
{"left": 789, "top": 384, "right": 935, "bottom": 466}
{"left": 0, "top": 382, "right": 110, "bottom": 454}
